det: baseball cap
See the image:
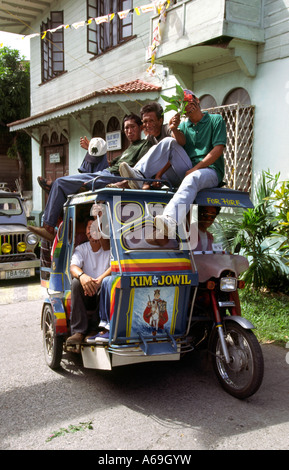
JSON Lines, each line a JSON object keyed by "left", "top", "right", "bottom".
{"left": 88, "top": 137, "right": 107, "bottom": 156}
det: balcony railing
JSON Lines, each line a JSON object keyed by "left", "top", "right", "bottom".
{"left": 151, "top": 0, "right": 264, "bottom": 68}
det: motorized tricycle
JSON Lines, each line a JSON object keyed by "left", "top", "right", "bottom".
{"left": 40, "top": 178, "right": 264, "bottom": 399}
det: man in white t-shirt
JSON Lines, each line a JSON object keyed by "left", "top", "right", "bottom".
{"left": 67, "top": 217, "right": 111, "bottom": 344}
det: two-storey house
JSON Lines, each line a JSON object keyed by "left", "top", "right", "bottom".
{"left": 1, "top": 0, "right": 289, "bottom": 222}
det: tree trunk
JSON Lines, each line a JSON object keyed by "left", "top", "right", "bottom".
{"left": 13, "top": 134, "right": 26, "bottom": 193}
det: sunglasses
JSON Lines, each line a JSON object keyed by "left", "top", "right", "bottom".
{"left": 200, "top": 212, "right": 217, "bottom": 220}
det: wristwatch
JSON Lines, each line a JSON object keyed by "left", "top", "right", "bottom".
{"left": 78, "top": 272, "right": 84, "bottom": 279}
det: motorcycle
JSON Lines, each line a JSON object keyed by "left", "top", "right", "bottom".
{"left": 40, "top": 180, "right": 264, "bottom": 399}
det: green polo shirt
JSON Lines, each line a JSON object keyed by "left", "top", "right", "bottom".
{"left": 179, "top": 112, "right": 226, "bottom": 183}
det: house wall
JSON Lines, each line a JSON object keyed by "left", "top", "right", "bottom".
{"left": 29, "top": 0, "right": 163, "bottom": 219}
{"left": 28, "top": 0, "right": 289, "bottom": 219}
{"left": 29, "top": 0, "right": 156, "bottom": 116}
{"left": 185, "top": 0, "right": 289, "bottom": 188}
{"left": 192, "top": 56, "right": 289, "bottom": 186}
{"left": 258, "top": 0, "right": 289, "bottom": 64}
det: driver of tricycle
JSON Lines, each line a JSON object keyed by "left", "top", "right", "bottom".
{"left": 189, "top": 205, "right": 220, "bottom": 251}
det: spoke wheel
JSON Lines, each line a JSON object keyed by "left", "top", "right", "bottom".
{"left": 211, "top": 321, "right": 264, "bottom": 399}
{"left": 42, "top": 303, "right": 63, "bottom": 369}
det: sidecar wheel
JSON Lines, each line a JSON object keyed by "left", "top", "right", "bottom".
{"left": 42, "top": 303, "right": 63, "bottom": 369}
{"left": 211, "top": 321, "right": 264, "bottom": 399}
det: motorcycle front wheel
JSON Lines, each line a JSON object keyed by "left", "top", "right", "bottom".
{"left": 211, "top": 321, "right": 264, "bottom": 399}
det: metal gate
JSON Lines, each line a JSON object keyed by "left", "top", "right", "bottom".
{"left": 205, "top": 103, "right": 255, "bottom": 193}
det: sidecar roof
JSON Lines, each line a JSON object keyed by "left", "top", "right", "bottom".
{"left": 64, "top": 186, "right": 253, "bottom": 209}
{"left": 194, "top": 187, "right": 254, "bottom": 209}
{"left": 64, "top": 186, "right": 175, "bottom": 207}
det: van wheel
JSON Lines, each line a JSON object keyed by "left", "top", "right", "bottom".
{"left": 42, "top": 304, "right": 63, "bottom": 369}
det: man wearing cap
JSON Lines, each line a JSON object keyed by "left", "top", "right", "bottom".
{"left": 119, "top": 90, "right": 226, "bottom": 236}
{"left": 30, "top": 113, "right": 152, "bottom": 242}
{"left": 78, "top": 136, "right": 109, "bottom": 173}
{"left": 37, "top": 136, "right": 109, "bottom": 194}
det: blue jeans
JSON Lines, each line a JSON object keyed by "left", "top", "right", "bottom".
{"left": 43, "top": 169, "right": 117, "bottom": 227}
{"left": 133, "top": 136, "right": 219, "bottom": 223}
{"left": 163, "top": 167, "right": 219, "bottom": 223}
{"left": 98, "top": 276, "right": 113, "bottom": 331}
{"left": 134, "top": 137, "right": 192, "bottom": 186}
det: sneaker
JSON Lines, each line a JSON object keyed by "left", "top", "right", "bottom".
{"left": 119, "top": 162, "right": 144, "bottom": 189}
{"left": 154, "top": 214, "right": 177, "bottom": 238}
{"left": 86, "top": 331, "right": 109, "bottom": 343}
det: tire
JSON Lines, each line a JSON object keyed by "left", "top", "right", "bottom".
{"left": 42, "top": 303, "right": 63, "bottom": 369}
{"left": 211, "top": 321, "right": 264, "bottom": 399}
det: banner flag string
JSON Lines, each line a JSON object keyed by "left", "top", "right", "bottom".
{"left": 0, "top": 1, "right": 171, "bottom": 76}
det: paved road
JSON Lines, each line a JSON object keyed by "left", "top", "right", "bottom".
{"left": 0, "top": 289, "right": 289, "bottom": 451}
{"left": 0, "top": 274, "right": 45, "bottom": 305}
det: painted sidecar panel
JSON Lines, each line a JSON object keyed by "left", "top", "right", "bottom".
{"left": 49, "top": 206, "right": 76, "bottom": 292}
{"left": 194, "top": 253, "right": 249, "bottom": 282}
{"left": 109, "top": 273, "right": 192, "bottom": 343}
{"left": 195, "top": 187, "right": 254, "bottom": 209}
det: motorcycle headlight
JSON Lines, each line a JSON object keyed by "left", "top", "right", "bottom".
{"left": 220, "top": 277, "right": 237, "bottom": 292}
{"left": 27, "top": 233, "right": 38, "bottom": 245}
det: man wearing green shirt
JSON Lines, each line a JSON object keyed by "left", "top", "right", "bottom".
{"left": 119, "top": 90, "right": 226, "bottom": 236}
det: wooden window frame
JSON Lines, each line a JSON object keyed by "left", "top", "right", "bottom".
{"left": 41, "top": 11, "right": 65, "bottom": 83}
{"left": 87, "top": 0, "right": 133, "bottom": 56}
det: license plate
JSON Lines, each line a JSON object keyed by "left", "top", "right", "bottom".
{"left": 5, "top": 268, "right": 31, "bottom": 280}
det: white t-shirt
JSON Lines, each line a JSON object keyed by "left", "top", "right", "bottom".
{"left": 70, "top": 242, "right": 110, "bottom": 278}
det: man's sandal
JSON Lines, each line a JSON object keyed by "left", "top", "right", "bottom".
{"left": 37, "top": 176, "right": 52, "bottom": 194}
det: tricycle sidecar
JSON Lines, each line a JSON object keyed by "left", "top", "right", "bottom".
{"left": 40, "top": 183, "right": 264, "bottom": 399}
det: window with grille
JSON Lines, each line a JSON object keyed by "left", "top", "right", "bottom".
{"left": 41, "top": 11, "right": 65, "bottom": 83}
{"left": 87, "top": 0, "right": 133, "bottom": 56}
{"left": 203, "top": 104, "right": 255, "bottom": 193}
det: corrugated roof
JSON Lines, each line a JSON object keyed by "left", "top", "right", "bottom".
{"left": 8, "top": 79, "right": 162, "bottom": 130}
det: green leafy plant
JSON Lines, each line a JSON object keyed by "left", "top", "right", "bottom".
{"left": 46, "top": 421, "right": 93, "bottom": 442}
{"left": 219, "top": 171, "right": 288, "bottom": 290}
{"left": 268, "top": 179, "right": 289, "bottom": 263}
{"left": 161, "top": 84, "right": 192, "bottom": 115}
{"left": 0, "top": 46, "right": 31, "bottom": 191}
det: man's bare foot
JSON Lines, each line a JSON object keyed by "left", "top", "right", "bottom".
{"left": 106, "top": 180, "right": 129, "bottom": 188}
{"left": 142, "top": 181, "right": 162, "bottom": 190}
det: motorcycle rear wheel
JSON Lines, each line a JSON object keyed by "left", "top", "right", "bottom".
{"left": 211, "top": 321, "right": 264, "bottom": 399}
